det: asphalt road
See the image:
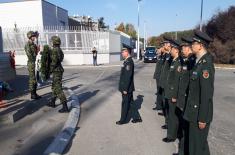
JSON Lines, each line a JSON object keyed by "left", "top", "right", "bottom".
{"left": 64, "top": 62, "right": 235, "bottom": 155}
{"left": 0, "top": 62, "right": 235, "bottom": 155}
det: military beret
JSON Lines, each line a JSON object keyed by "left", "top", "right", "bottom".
{"left": 180, "top": 37, "right": 192, "bottom": 47}
{"left": 192, "top": 30, "right": 213, "bottom": 45}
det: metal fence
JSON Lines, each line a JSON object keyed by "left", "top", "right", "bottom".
{"left": 2, "top": 26, "right": 110, "bottom": 54}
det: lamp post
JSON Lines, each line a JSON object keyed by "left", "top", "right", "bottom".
{"left": 144, "top": 21, "right": 146, "bottom": 51}
{"left": 175, "top": 14, "right": 178, "bottom": 39}
{"left": 200, "top": 0, "right": 204, "bottom": 31}
{"left": 137, "top": 0, "right": 142, "bottom": 60}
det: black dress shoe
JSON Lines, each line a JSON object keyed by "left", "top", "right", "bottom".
{"left": 161, "top": 125, "right": 168, "bottom": 129}
{"left": 162, "top": 137, "right": 175, "bottom": 143}
{"left": 116, "top": 121, "right": 125, "bottom": 125}
{"left": 131, "top": 118, "right": 143, "bottom": 123}
{"left": 152, "top": 107, "right": 158, "bottom": 110}
{"left": 158, "top": 112, "right": 164, "bottom": 116}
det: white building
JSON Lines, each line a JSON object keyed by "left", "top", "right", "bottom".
{"left": 0, "top": 0, "right": 68, "bottom": 28}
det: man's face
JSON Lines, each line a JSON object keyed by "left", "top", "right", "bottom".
{"left": 182, "top": 45, "right": 192, "bottom": 57}
{"left": 192, "top": 41, "right": 202, "bottom": 54}
{"left": 121, "top": 50, "right": 129, "bottom": 59}
{"left": 170, "top": 47, "right": 179, "bottom": 58}
{"left": 164, "top": 42, "right": 171, "bottom": 51}
{"left": 31, "top": 36, "right": 36, "bottom": 42}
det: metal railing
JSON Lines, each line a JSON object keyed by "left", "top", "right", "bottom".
{"left": 2, "top": 26, "right": 110, "bottom": 54}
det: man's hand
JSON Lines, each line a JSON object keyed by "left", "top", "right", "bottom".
{"left": 198, "top": 122, "right": 206, "bottom": 130}
{"left": 123, "top": 91, "right": 127, "bottom": 95}
{"left": 172, "top": 98, "right": 177, "bottom": 103}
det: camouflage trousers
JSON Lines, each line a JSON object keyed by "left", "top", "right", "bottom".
{"left": 27, "top": 62, "right": 37, "bottom": 92}
{"left": 51, "top": 71, "right": 66, "bottom": 103}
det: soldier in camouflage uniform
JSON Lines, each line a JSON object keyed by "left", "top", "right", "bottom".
{"left": 25, "top": 31, "right": 41, "bottom": 100}
{"left": 47, "top": 36, "right": 69, "bottom": 113}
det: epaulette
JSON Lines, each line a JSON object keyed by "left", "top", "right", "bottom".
{"left": 202, "top": 59, "right": 207, "bottom": 63}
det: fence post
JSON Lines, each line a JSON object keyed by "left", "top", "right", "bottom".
{"left": 65, "top": 30, "right": 68, "bottom": 51}
{"left": 0, "top": 27, "right": 3, "bottom": 53}
{"left": 74, "top": 31, "right": 77, "bottom": 49}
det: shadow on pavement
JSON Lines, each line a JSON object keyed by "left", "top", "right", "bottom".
{"left": 0, "top": 92, "right": 51, "bottom": 121}
{"left": 78, "top": 90, "right": 100, "bottom": 105}
{"left": 126, "top": 94, "right": 144, "bottom": 123}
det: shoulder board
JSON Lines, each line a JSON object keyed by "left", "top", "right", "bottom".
{"left": 202, "top": 59, "right": 207, "bottom": 63}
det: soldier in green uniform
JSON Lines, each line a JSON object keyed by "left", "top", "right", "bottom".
{"left": 117, "top": 48, "right": 140, "bottom": 125}
{"left": 163, "top": 39, "right": 182, "bottom": 143}
{"left": 47, "top": 36, "right": 69, "bottom": 113}
{"left": 153, "top": 44, "right": 164, "bottom": 112}
{"left": 184, "top": 30, "right": 214, "bottom": 155}
{"left": 25, "top": 31, "right": 41, "bottom": 100}
{"left": 177, "top": 37, "right": 196, "bottom": 155}
{"left": 158, "top": 37, "right": 172, "bottom": 129}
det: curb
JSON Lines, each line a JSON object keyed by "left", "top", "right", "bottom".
{"left": 44, "top": 89, "right": 80, "bottom": 155}
{"left": 215, "top": 67, "right": 235, "bottom": 70}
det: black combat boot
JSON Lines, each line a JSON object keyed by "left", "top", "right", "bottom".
{"left": 47, "top": 97, "right": 56, "bottom": 108}
{"left": 31, "top": 91, "right": 41, "bottom": 100}
{"left": 58, "top": 101, "right": 69, "bottom": 113}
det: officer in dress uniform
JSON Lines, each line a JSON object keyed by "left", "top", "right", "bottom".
{"left": 162, "top": 39, "right": 182, "bottom": 143}
{"left": 177, "top": 37, "right": 196, "bottom": 155}
{"left": 158, "top": 36, "right": 172, "bottom": 129}
{"left": 184, "top": 30, "right": 214, "bottom": 155}
{"left": 116, "top": 48, "right": 140, "bottom": 125}
{"left": 153, "top": 43, "right": 164, "bottom": 112}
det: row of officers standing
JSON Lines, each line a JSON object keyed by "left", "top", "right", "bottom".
{"left": 153, "top": 30, "right": 214, "bottom": 155}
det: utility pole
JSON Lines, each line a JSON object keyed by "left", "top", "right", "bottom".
{"left": 137, "top": 0, "right": 142, "bottom": 60}
{"left": 200, "top": 0, "right": 204, "bottom": 31}
{"left": 144, "top": 21, "right": 146, "bottom": 51}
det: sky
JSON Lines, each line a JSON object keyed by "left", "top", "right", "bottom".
{"left": 2, "top": 0, "right": 235, "bottom": 37}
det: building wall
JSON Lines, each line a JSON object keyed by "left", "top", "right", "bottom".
{"left": 0, "top": 27, "right": 3, "bottom": 53}
{"left": 42, "top": 1, "right": 68, "bottom": 27}
{"left": 0, "top": 0, "right": 43, "bottom": 28}
{"left": 0, "top": 0, "right": 68, "bottom": 28}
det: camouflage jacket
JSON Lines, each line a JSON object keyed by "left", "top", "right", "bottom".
{"left": 25, "top": 41, "right": 37, "bottom": 64}
{"left": 50, "top": 47, "right": 64, "bottom": 73}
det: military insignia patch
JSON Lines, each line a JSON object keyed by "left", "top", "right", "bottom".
{"left": 183, "top": 66, "right": 187, "bottom": 70}
{"left": 202, "top": 59, "right": 207, "bottom": 63}
{"left": 202, "top": 70, "right": 209, "bottom": 79}
{"left": 177, "top": 66, "right": 182, "bottom": 72}
{"left": 126, "top": 65, "right": 130, "bottom": 71}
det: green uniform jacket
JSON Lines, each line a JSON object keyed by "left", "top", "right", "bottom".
{"left": 159, "top": 53, "right": 172, "bottom": 89}
{"left": 119, "top": 57, "right": 135, "bottom": 93}
{"left": 177, "top": 55, "right": 196, "bottom": 110}
{"left": 165, "top": 57, "right": 181, "bottom": 100}
{"left": 184, "top": 52, "right": 214, "bottom": 123}
{"left": 25, "top": 41, "right": 37, "bottom": 64}
{"left": 153, "top": 53, "right": 164, "bottom": 80}
{"left": 50, "top": 47, "right": 64, "bottom": 73}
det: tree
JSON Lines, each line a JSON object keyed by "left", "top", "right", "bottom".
{"left": 125, "top": 24, "right": 137, "bottom": 39}
{"left": 115, "top": 23, "right": 137, "bottom": 39}
{"left": 115, "top": 23, "right": 125, "bottom": 32}
{"left": 98, "top": 17, "right": 108, "bottom": 30}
